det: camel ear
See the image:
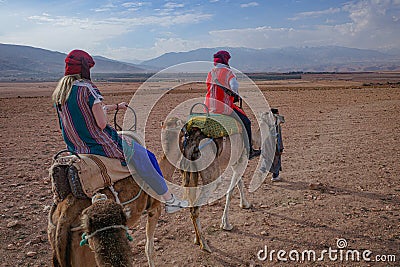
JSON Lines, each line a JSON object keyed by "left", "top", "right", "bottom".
{"left": 120, "top": 207, "right": 127, "bottom": 224}
{"left": 81, "top": 213, "right": 89, "bottom": 229}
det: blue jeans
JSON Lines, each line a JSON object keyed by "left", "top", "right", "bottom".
{"left": 123, "top": 141, "right": 168, "bottom": 195}
{"left": 232, "top": 108, "right": 253, "bottom": 152}
{"left": 260, "top": 152, "right": 281, "bottom": 178}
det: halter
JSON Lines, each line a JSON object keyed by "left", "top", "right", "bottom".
{"left": 80, "top": 195, "right": 134, "bottom": 246}
{"left": 80, "top": 225, "right": 133, "bottom": 246}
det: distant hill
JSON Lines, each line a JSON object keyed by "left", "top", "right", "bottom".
{"left": 141, "top": 46, "right": 400, "bottom": 72}
{"left": 0, "top": 44, "right": 146, "bottom": 81}
{"left": 1, "top": 43, "right": 399, "bottom": 81}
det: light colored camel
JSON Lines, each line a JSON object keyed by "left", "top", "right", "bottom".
{"left": 80, "top": 196, "right": 133, "bottom": 267}
{"left": 48, "top": 174, "right": 161, "bottom": 267}
{"left": 160, "top": 117, "right": 252, "bottom": 253}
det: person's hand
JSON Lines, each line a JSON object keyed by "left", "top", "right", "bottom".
{"left": 233, "top": 94, "right": 240, "bottom": 103}
{"left": 117, "top": 102, "right": 128, "bottom": 110}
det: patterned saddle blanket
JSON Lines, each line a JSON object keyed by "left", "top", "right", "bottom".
{"left": 49, "top": 153, "right": 134, "bottom": 202}
{"left": 185, "top": 114, "right": 242, "bottom": 138}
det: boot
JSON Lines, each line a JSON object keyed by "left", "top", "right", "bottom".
{"left": 249, "top": 148, "right": 261, "bottom": 160}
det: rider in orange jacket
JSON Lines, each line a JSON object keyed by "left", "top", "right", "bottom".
{"left": 205, "top": 50, "right": 260, "bottom": 160}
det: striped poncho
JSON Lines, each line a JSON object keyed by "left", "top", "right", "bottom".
{"left": 56, "top": 80, "right": 124, "bottom": 161}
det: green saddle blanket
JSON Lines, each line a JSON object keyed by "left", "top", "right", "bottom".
{"left": 186, "top": 114, "right": 242, "bottom": 138}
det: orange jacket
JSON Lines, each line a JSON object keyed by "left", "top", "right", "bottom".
{"left": 205, "top": 66, "right": 236, "bottom": 115}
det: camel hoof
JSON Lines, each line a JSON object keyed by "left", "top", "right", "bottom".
{"left": 194, "top": 237, "right": 200, "bottom": 245}
{"left": 220, "top": 223, "right": 233, "bottom": 231}
{"left": 240, "top": 202, "right": 252, "bottom": 209}
{"left": 201, "top": 243, "right": 212, "bottom": 253}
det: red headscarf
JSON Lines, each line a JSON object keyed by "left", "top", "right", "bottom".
{"left": 64, "top": 50, "right": 95, "bottom": 80}
{"left": 213, "top": 50, "right": 231, "bottom": 66}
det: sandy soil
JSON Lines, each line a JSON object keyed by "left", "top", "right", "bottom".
{"left": 0, "top": 73, "right": 399, "bottom": 266}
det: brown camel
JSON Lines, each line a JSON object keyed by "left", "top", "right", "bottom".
{"left": 80, "top": 195, "right": 133, "bottom": 267}
{"left": 48, "top": 167, "right": 161, "bottom": 266}
{"left": 160, "top": 116, "right": 252, "bottom": 253}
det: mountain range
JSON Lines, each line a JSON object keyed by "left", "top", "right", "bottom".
{"left": 142, "top": 46, "right": 400, "bottom": 73}
{"left": 1, "top": 43, "right": 399, "bottom": 81}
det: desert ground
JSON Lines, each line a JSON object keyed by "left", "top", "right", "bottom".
{"left": 0, "top": 73, "right": 399, "bottom": 266}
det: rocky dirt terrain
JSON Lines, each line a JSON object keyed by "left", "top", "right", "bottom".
{"left": 0, "top": 73, "right": 399, "bottom": 266}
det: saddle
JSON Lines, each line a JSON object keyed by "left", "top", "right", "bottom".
{"left": 49, "top": 152, "right": 134, "bottom": 203}
{"left": 185, "top": 114, "right": 242, "bottom": 138}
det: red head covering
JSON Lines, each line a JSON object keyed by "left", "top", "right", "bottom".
{"left": 64, "top": 50, "right": 95, "bottom": 80}
{"left": 213, "top": 50, "right": 231, "bottom": 66}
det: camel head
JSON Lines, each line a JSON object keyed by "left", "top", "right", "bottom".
{"left": 81, "top": 198, "right": 133, "bottom": 267}
{"left": 161, "top": 117, "right": 186, "bottom": 163}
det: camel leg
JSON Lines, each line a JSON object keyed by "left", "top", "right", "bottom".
{"left": 220, "top": 148, "right": 252, "bottom": 230}
{"left": 190, "top": 206, "right": 212, "bottom": 253}
{"left": 190, "top": 207, "right": 200, "bottom": 245}
{"left": 186, "top": 187, "right": 201, "bottom": 247}
{"left": 182, "top": 171, "right": 210, "bottom": 251}
{"left": 220, "top": 171, "right": 240, "bottom": 231}
{"left": 48, "top": 204, "right": 61, "bottom": 267}
{"left": 237, "top": 178, "right": 251, "bottom": 209}
{"left": 221, "top": 162, "right": 248, "bottom": 231}
{"left": 145, "top": 204, "right": 161, "bottom": 267}
{"left": 54, "top": 196, "right": 88, "bottom": 267}
{"left": 221, "top": 185, "right": 234, "bottom": 231}
{"left": 234, "top": 150, "right": 251, "bottom": 209}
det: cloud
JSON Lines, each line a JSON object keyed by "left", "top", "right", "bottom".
{"left": 206, "top": 0, "right": 400, "bottom": 50}
{"left": 0, "top": 7, "right": 212, "bottom": 58}
{"left": 26, "top": 10, "right": 211, "bottom": 28}
{"left": 342, "top": 0, "right": 400, "bottom": 33}
{"left": 289, "top": 7, "right": 341, "bottom": 20}
{"left": 209, "top": 0, "right": 400, "bottom": 50}
{"left": 209, "top": 27, "right": 315, "bottom": 48}
{"left": 164, "top": 2, "right": 185, "bottom": 9}
{"left": 102, "top": 37, "right": 208, "bottom": 60}
{"left": 153, "top": 37, "right": 203, "bottom": 54}
{"left": 240, "top": 2, "right": 259, "bottom": 8}
{"left": 92, "top": 3, "right": 117, "bottom": 12}
{"left": 121, "top": 2, "right": 148, "bottom": 8}
{"left": 2, "top": 0, "right": 399, "bottom": 61}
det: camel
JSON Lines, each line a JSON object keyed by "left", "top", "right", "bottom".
{"left": 160, "top": 114, "right": 252, "bottom": 253}
{"left": 48, "top": 160, "right": 161, "bottom": 267}
{"left": 80, "top": 195, "right": 133, "bottom": 267}
{"left": 48, "top": 107, "right": 163, "bottom": 266}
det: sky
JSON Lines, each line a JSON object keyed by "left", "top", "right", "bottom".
{"left": 0, "top": 0, "right": 399, "bottom": 62}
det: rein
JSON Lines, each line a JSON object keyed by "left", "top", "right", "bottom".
{"left": 119, "top": 182, "right": 144, "bottom": 206}
{"left": 198, "top": 138, "right": 214, "bottom": 151}
{"left": 111, "top": 107, "right": 143, "bottom": 205}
